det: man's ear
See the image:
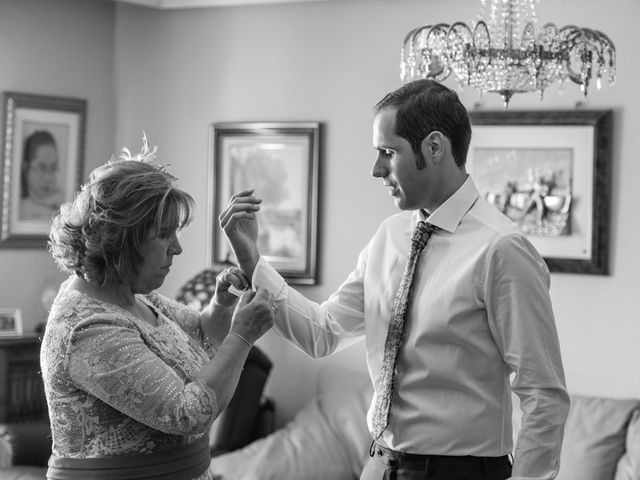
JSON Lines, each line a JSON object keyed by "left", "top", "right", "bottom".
{"left": 421, "top": 131, "right": 446, "bottom": 164}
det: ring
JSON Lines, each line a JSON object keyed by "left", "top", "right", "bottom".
{"left": 271, "top": 304, "right": 279, "bottom": 314}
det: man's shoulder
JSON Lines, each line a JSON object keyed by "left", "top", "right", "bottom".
{"left": 467, "top": 199, "right": 548, "bottom": 271}
{"left": 379, "top": 210, "right": 414, "bottom": 228}
{"left": 468, "top": 196, "right": 523, "bottom": 238}
{"left": 372, "top": 210, "right": 415, "bottom": 238}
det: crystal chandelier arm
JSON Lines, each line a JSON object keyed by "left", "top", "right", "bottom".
{"left": 591, "top": 30, "right": 617, "bottom": 86}
{"left": 401, "top": 23, "right": 453, "bottom": 81}
{"left": 473, "top": 21, "right": 491, "bottom": 53}
{"left": 401, "top": 26, "right": 425, "bottom": 81}
{"left": 447, "top": 22, "right": 474, "bottom": 86}
{"left": 425, "top": 24, "right": 453, "bottom": 81}
{"left": 558, "top": 25, "right": 616, "bottom": 93}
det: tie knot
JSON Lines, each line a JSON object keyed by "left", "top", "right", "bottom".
{"left": 411, "top": 221, "right": 436, "bottom": 251}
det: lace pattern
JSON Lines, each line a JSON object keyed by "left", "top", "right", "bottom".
{"left": 41, "top": 277, "right": 220, "bottom": 476}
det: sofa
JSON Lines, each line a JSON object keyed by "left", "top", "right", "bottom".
{"left": 0, "top": 345, "right": 274, "bottom": 480}
{"left": 211, "top": 366, "right": 640, "bottom": 480}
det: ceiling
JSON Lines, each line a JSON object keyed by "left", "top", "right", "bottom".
{"left": 105, "top": 0, "right": 341, "bottom": 8}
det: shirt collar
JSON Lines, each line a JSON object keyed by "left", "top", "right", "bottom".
{"left": 415, "top": 175, "right": 479, "bottom": 234}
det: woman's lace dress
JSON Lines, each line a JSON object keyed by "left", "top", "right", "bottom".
{"left": 41, "top": 278, "right": 220, "bottom": 480}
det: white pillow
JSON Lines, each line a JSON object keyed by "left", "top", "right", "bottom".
{"left": 210, "top": 366, "right": 372, "bottom": 480}
{"left": 316, "top": 366, "right": 373, "bottom": 476}
{"left": 210, "top": 395, "right": 353, "bottom": 480}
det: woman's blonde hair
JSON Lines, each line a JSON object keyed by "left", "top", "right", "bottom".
{"left": 49, "top": 147, "right": 194, "bottom": 287}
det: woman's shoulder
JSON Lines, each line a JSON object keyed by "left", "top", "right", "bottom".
{"left": 41, "top": 282, "right": 135, "bottom": 374}
{"left": 44, "top": 282, "right": 136, "bottom": 342}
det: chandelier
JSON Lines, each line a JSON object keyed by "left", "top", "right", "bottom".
{"left": 400, "top": 0, "right": 616, "bottom": 107}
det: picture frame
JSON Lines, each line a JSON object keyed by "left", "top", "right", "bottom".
{"left": 209, "top": 122, "right": 321, "bottom": 285}
{"left": 468, "top": 110, "right": 612, "bottom": 275}
{"left": 0, "top": 92, "right": 87, "bottom": 248}
{"left": 0, "top": 308, "right": 23, "bottom": 337}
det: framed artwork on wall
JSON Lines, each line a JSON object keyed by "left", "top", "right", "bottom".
{"left": 468, "top": 110, "right": 613, "bottom": 275}
{"left": 209, "top": 122, "right": 321, "bottom": 285}
{"left": 0, "top": 92, "right": 87, "bottom": 248}
{"left": 0, "top": 308, "right": 23, "bottom": 337}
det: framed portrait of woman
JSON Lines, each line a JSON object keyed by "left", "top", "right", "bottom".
{"left": 0, "top": 92, "right": 86, "bottom": 248}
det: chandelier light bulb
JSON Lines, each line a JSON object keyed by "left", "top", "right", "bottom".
{"left": 400, "top": 0, "right": 616, "bottom": 108}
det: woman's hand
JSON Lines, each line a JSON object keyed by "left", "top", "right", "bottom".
{"left": 219, "top": 189, "right": 263, "bottom": 279}
{"left": 211, "top": 266, "right": 250, "bottom": 309}
{"left": 230, "top": 288, "right": 275, "bottom": 345}
{"left": 200, "top": 266, "right": 250, "bottom": 345}
{"left": 197, "top": 287, "right": 276, "bottom": 414}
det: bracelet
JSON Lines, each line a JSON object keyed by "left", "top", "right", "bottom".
{"left": 229, "top": 331, "right": 252, "bottom": 348}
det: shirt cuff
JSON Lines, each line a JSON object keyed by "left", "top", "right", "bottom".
{"left": 252, "top": 256, "right": 287, "bottom": 296}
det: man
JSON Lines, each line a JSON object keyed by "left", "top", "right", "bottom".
{"left": 220, "top": 79, "right": 570, "bottom": 480}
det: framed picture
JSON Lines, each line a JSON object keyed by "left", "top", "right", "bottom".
{"left": 468, "top": 110, "right": 612, "bottom": 275}
{"left": 209, "top": 122, "right": 321, "bottom": 284}
{"left": 0, "top": 92, "right": 87, "bottom": 248}
{"left": 0, "top": 308, "right": 23, "bottom": 337}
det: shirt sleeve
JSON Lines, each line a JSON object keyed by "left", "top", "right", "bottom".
{"left": 252, "top": 252, "right": 368, "bottom": 358}
{"left": 65, "top": 314, "right": 219, "bottom": 436}
{"left": 484, "top": 234, "right": 570, "bottom": 480}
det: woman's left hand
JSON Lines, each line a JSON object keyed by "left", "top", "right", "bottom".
{"left": 212, "top": 266, "right": 250, "bottom": 308}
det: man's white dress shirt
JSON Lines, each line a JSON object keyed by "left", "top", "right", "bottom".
{"left": 251, "top": 176, "right": 570, "bottom": 480}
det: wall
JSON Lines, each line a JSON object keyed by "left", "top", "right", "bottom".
{"left": 2, "top": 0, "right": 636, "bottom": 428}
{"left": 113, "top": 0, "right": 640, "bottom": 425}
{"left": 0, "top": 0, "right": 116, "bottom": 328}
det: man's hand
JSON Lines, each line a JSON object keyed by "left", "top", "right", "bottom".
{"left": 219, "top": 189, "right": 262, "bottom": 279}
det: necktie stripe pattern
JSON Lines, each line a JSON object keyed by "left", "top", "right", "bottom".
{"left": 371, "top": 221, "right": 437, "bottom": 440}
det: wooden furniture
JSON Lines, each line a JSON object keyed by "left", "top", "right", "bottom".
{"left": 0, "top": 335, "right": 47, "bottom": 423}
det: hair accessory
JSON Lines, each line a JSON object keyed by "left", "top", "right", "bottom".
{"left": 117, "top": 131, "right": 159, "bottom": 163}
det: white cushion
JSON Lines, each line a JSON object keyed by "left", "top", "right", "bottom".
{"left": 210, "top": 366, "right": 372, "bottom": 480}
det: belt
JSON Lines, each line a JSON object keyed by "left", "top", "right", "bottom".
{"left": 47, "top": 435, "right": 211, "bottom": 480}
{"left": 370, "top": 442, "right": 510, "bottom": 470}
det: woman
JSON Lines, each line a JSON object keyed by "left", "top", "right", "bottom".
{"left": 41, "top": 135, "right": 275, "bottom": 480}
{"left": 20, "top": 129, "right": 63, "bottom": 219}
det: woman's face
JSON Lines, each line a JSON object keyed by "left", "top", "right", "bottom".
{"left": 27, "top": 143, "right": 59, "bottom": 199}
{"left": 130, "top": 228, "right": 183, "bottom": 294}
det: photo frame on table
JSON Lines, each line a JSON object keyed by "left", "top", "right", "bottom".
{"left": 0, "top": 92, "right": 87, "bottom": 248}
{"left": 0, "top": 308, "right": 23, "bottom": 337}
{"left": 468, "top": 110, "right": 612, "bottom": 275}
{"left": 209, "top": 122, "right": 321, "bottom": 285}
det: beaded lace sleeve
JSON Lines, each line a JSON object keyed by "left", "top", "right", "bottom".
{"left": 66, "top": 314, "right": 219, "bottom": 436}
{"left": 146, "top": 292, "right": 219, "bottom": 358}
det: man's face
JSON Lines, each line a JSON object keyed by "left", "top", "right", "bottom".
{"left": 371, "top": 107, "right": 431, "bottom": 211}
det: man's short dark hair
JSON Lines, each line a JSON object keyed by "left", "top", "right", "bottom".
{"left": 375, "top": 79, "right": 472, "bottom": 168}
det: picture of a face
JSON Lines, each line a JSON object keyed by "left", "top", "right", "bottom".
{"left": 27, "top": 142, "right": 59, "bottom": 199}
{"left": 19, "top": 129, "right": 62, "bottom": 220}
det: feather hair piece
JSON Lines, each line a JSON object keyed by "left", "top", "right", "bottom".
{"left": 117, "top": 131, "right": 158, "bottom": 163}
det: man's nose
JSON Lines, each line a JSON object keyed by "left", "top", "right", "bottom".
{"left": 371, "top": 156, "right": 387, "bottom": 178}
